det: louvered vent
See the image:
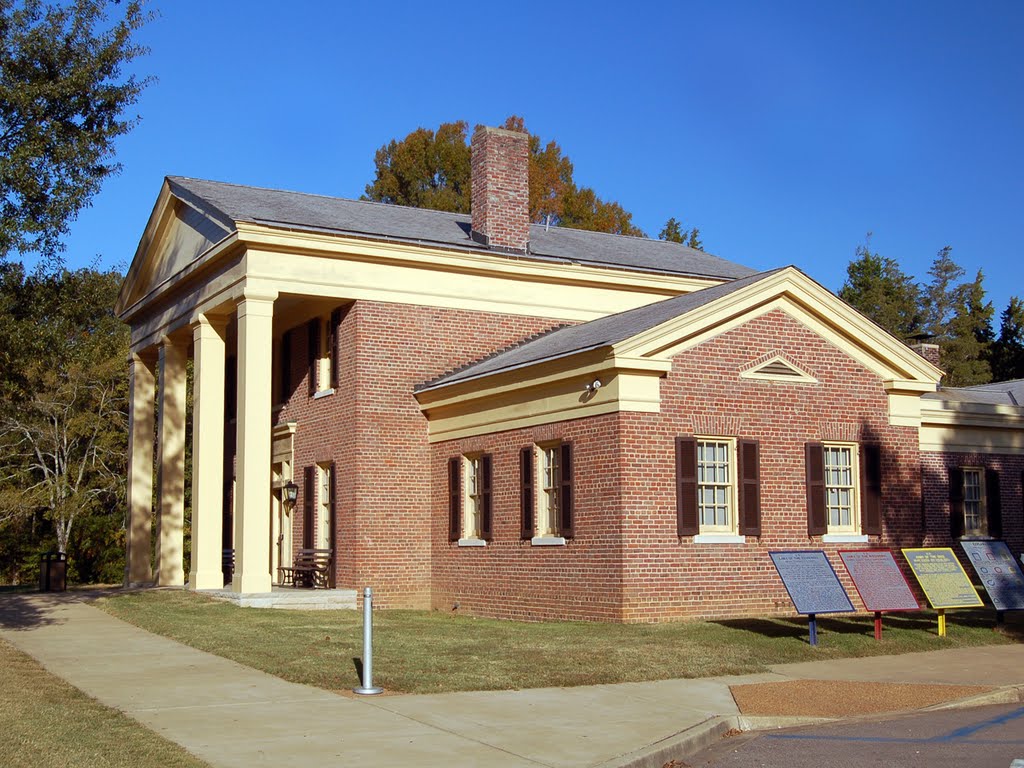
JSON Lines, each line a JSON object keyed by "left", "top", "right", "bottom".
{"left": 741, "top": 355, "right": 817, "bottom": 383}
{"left": 758, "top": 360, "right": 803, "bottom": 377}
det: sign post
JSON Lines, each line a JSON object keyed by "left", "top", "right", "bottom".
{"left": 902, "top": 548, "right": 982, "bottom": 636}
{"left": 769, "top": 551, "right": 855, "bottom": 646}
{"left": 838, "top": 549, "right": 921, "bottom": 641}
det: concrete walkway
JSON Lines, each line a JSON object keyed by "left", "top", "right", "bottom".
{"left": 1, "top": 592, "right": 1022, "bottom": 768}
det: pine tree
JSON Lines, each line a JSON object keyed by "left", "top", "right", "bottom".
{"left": 838, "top": 238, "right": 920, "bottom": 340}
{"left": 659, "top": 217, "right": 704, "bottom": 250}
{"left": 942, "top": 269, "right": 993, "bottom": 387}
{"left": 992, "top": 297, "right": 1024, "bottom": 381}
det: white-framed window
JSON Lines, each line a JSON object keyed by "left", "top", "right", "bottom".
{"left": 316, "top": 462, "right": 333, "bottom": 551}
{"left": 963, "top": 467, "right": 986, "bottom": 536}
{"left": 308, "top": 310, "right": 339, "bottom": 397}
{"left": 464, "top": 455, "right": 485, "bottom": 540}
{"left": 538, "top": 444, "right": 561, "bottom": 538}
{"left": 697, "top": 438, "right": 737, "bottom": 534}
{"left": 520, "top": 441, "right": 573, "bottom": 543}
{"left": 823, "top": 442, "right": 859, "bottom": 533}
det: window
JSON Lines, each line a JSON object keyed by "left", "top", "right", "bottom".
{"left": 806, "top": 442, "right": 881, "bottom": 538}
{"left": 677, "top": 437, "right": 760, "bottom": 539}
{"left": 950, "top": 467, "right": 1001, "bottom": 539}
{"left": 448, "top": 454, "right": 492, "bottom": 544}
{"left": 697, "top": 439, "right": 735, "bottom": 532}
{"left": 308, "top": 309, "right": 341, "bottom": 396}
{"left": 316, "top": 462, "right": 335, "bottom": 552}
{"left": 823, "top": 444, "right": 857, "bottom": 532}
{"left": 520, "top": 442, "right": 573, "bottom": 543}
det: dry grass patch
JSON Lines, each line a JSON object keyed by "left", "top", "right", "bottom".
{"left": 95, "top": 590, "right": 1021, "bottom": 695}
{"left": 0, "top": 637, "right": 210, "bottom": 768}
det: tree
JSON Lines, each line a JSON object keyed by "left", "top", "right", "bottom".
{"left": 941, "top": 269, "right": 993, "bottom": 387}
{"left": 991, "top": 297, "right": 1024, "bottom": 381}
{"left": 364, "top": 116, "right": 644, "bottom": 236}
{"left": 838, "top": 238, "right": 920, "bottom": 340}
{"left": 659, "top": 217, "right": 703, "bottom": 249}
{"left": 0, "top": 0, "right": 150, "bottom": 267}
{"left": 0, "top": 267, "right": 127, "bottom": 581}
{"left": 920, "top": 246, "right": 963, "bottom": 339}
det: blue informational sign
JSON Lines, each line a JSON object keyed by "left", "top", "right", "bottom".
{"left": 960, "top": 540, "right": 1024, "bottom": 611}
{"left": 770, "top": 551, "right": 855, "bottom": 615}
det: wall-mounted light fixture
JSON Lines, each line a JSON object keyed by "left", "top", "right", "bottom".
{"left": 584, "top": 379, "right": 602, "bottom": 393}
{"left": 283, "top": 480, "right": 299, "bottom": 509}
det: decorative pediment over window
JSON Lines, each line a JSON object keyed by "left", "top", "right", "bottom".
{"left": 740, "top": 353, "right": 817, "bottom": 384}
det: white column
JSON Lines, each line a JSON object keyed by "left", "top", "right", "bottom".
{"left": 125, "top": 352, "right": 156, "bottom": 586}
{"left": 155, "top": 335, "right": 187, "bottom": 587}
{"left": 232, "top": 289, "right": 277, "bottom": 593}
{"left": 188, "top": 315, "right": 227, "bottom": 590}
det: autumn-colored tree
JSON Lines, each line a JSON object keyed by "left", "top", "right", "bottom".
{"left": 364, "top": 116, "right": 644, "bottom": 236}
{"left": 838, "top": 238, "right": 920, "bottom": 341}
{"left": 659, "top": 217, "right": 704, "bottom": 250}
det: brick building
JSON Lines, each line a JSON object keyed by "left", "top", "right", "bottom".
{"left": 117, "top": 126, "right": 1024, "bottom": 621}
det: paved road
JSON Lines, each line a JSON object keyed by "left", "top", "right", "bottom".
{"left": 689, "top": 703, "right": 1024, "bottom": 768}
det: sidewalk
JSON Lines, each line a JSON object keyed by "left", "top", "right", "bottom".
{"left": 1, "top": 592, "right": 1022, "bottom": 768}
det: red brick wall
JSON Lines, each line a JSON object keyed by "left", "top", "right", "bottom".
{"left": 273, "top": 300, "right": 561, "bottom": 607}
{"left": 431, "top": 309, "right": 926, "bottom": 622}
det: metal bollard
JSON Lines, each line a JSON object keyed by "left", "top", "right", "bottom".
{"left": 353, "top": 586, "right": 383, "bottom": 695}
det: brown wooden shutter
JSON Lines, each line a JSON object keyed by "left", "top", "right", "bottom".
{"left": 986, "top": 469, "right": 1002, "bottom": 538}
{"left": 279, "top": 331, "right": 292, "bottom": 405}
{"left": 329, "top": 308, "right": 341, "bottom": 390}
{"left": 328, "top": 462, "right": 337, "bottom": 587}
{"left": 806, "top": 442, "right": 827, "bottom": 536}
{"left": 448, "top": 457, "right": 461, "bottom": 542}
{"left": 520, "top": 447, "right": 534, "bottom": 539}
{"left": 559, "top": 442, "right": 574, "bottom": 538}
{"left": 860, "top": 443, "right": 883, "bottom": 536}
{"left": 307, "top": 318, "right": 320, "bottom": 396}
{"left": 738, "top": 439, "right": 761, "bottom": 536}
{"left": 676, "top": 437, "right": 698, "bottom": 536}
{"left": 481, "top": 454, "right": 493, "bottom": 541}
{"left": 303, "top": 465, "right": 315, "bottom": 549}
{"left": 949, "top": 467, "right": 965, "bottom": 540}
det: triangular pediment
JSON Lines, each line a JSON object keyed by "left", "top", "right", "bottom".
{"left": 613, "top": 267, "right": 941, "bottom": 388}
{"left": 115, "top": 180, "right": 235, "bottom": 315}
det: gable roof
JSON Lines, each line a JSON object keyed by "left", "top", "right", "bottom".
{"left": 166, "top": 176, "right": 756, "bottom": 281}
{"left": 417, "top": 268, "right": 786, "bottom": 391}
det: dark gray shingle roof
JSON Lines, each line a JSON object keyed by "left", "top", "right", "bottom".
{"left": 166, "top": 176, "right": 756, "bottom": 281}
{"left": 925, "top": 379, "right": 1024, "bottom": 407}
{"left": 417, "top": 268, "right": 786, "bottom": 391}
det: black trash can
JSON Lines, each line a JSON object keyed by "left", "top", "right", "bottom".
{"left": 39, "top": 552, "right": 67, "bottom": 592}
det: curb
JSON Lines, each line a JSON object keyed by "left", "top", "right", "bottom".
{"left": 609, "top": 683, "right": 1024, "bottom": 768}
{"left": 600, "top": 716, "right": 740, "bottom": 768}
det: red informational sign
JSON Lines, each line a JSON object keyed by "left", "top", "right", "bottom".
{"left": 839, "top": 549, "right": 920, "bottom": 612}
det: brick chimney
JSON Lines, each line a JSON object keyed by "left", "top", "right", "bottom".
{"left": 470, "top": 126, "right": 530, "bottom": 253}
{"left": 910, "top": 342, "right": 942, "bottom": 369}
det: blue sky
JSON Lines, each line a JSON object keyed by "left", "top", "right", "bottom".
{"left": 57, "top": 0, "right": 1023, "bottom": 320}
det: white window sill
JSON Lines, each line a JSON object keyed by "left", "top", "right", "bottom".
{"left": 457, "top": 538, "right": 487, "bottom": 547}
{"left": 959, "top": 534, "right": 994, "bottom": 541}
{"left": 822, "top": 533, "right": 869, "bottom": 543}
{"left": 313, "top": 388, "right": 335, "bottom": 400}
{"left": 531, "top": 536, "right": 566, "bottom": 546}
{"left": 693, "top": 534, "right": 746, "bottom": 544}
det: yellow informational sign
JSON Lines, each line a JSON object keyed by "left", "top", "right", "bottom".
{"left": 902, "top": 547, "right": 983, "bottom": 609}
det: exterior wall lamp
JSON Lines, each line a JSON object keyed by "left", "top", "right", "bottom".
{"left": 283, "top": 480, "right": 299, "bottom": 509}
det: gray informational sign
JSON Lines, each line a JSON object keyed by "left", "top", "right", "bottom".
{"left": 960, "top": 540, "right": 1024, "bottom": 611}
{"left": 839, "top": 549, "right": 920, "bottom": 612}
{"left": 770, "top": 551, "right": 855, "bottom": 615}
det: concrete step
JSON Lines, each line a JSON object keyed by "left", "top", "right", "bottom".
{"left": 199, "top": 587, "right": 358, "bottom": 610}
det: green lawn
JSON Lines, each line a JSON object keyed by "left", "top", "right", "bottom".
{"left": 0, "top": 637, "right": 210, "bottom": 768}
{"left": 95, "top": 590, "right": 1021, "bottom": 695}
